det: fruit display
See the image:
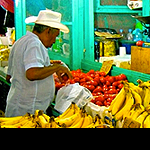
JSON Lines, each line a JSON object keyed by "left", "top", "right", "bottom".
{"left": 109, "top": 80, "right": 150, "bottom": 128}
{"left": 0, "top": 48, "right": 10, "bottom": 61}
{"left": 0, "top": 103, "right": 111, "bottom": 128}
{"left": 55, "top": 69, "right": 127, "bottom": 107}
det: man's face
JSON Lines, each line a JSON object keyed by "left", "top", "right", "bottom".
{"left": 45, "top": 28, "right": 60, "bottom": 48}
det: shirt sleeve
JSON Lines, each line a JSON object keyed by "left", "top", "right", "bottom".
{"left": 23, "top": 41, "right": 45, "bottom": 71}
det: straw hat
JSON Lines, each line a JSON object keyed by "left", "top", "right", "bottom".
{"left": 25, "top": 10, "right": 69, "bottom": 33}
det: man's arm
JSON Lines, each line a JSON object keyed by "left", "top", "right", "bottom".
{"left": 26, "top": 63, "right": 72, "bottom": 82}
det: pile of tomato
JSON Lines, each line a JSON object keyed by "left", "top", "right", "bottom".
{"left": 55, "top": 69, "right": 127, "bottom": 107}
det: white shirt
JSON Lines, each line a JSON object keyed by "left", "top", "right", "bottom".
{"left": 5, "top": 31, "right": 55, "bottom": 117}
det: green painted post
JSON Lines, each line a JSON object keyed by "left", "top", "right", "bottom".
{"left": 14, "top": 0, "right": 26, "bottom": 40}
{"left": 142, "top": 0, "right": 150, "bottom": 16}
{"left": 71, "top": 0, "right": 84, "bottom": 70}
{"left": 84, "top": 0, "right": 95, "bottom": 62}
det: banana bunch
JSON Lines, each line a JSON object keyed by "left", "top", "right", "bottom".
{"left": 108, "top": 80, "right": 150, "bottom": 128}
{"left": 55, "top": 103, "right": 110, "bottom": 128}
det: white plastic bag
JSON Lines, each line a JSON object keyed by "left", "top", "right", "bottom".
{"left": 54, "top": 83, "right": 93, "bottom": 113}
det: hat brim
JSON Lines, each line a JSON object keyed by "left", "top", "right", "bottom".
{"left": 25, "top": 16, "right": 69, "bottom": 33}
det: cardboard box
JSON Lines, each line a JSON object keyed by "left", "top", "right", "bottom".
{"left": 131, "top": 46, "right": 150, "bottom": 74}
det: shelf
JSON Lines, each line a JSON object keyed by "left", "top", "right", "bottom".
{"left": 95, "top": 5, "right": 142, "bottom": 14}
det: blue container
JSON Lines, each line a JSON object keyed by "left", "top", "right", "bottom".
{"left": 120, "top": 40, "right": 136, "bottom": 54}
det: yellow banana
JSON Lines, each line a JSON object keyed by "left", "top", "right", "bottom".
{"left": 109, "top": 87, "right": 126, "bottom": 115}
{"left": 38, "top": 115, "right": 49, "bottom": 128}
{"left": 55, "top": 103, "right": 75, "bottom": 121}
{"left": 115, "top": 90, "right": 134, "bottom": 121}
{"left": 137, "top": 79, "right": 150, "bottom": 88}
{"left": 49, "top": 117, "right": 60, "bottom": 128}
{"left": 130, "top": 88, "right": 142, "bottom": 105}
{"left": 56, "top": 113, "right": 80, "bottom": 127}
{"left": 69, "top": 117, "right": 84, "bottom": 128}
{"left": 136, "top": 111, "right": 149, "bottom": 128}
{"left": 128, "top": 82, "right": 143, "bottom": 95}
{"left": 143, "top": 115, "right": 150, "bottom": 128}
{"left": 142, "top": 87, "right": 150, "bottom": 108}
{"left": 81, "top": 114, "right": 93, "bottom": 128}
{"left": 0, "top": 116, "right": 22, "bottom": 123}
{"left": 129, "top": 104, "right": 145, "bottom": 120}
{"left": 42, "top": 114, "right": 50, "bottom": 122}
{"left": 0, "top": 113, "right": 30, "bottom": 126}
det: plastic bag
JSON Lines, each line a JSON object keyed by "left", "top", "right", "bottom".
{"left": 54, "top": 83, "right": 93, "bottom": 113}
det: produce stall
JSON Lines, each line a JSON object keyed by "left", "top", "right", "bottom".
{"left": 1, "top": 0, "right": 150, "bottom": 128}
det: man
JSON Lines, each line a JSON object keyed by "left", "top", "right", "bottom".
{"left": 5, "top": 10, "right": 72, "bottom": 117}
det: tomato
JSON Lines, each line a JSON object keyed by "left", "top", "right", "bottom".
{"left": 76, "top": 69, "right": 82, "bottom": 73}
{"left": 93, "top": 77, "right": 100, "bottom": 84}
{"left": 104, "top": 100, "right": 110, "bottom": 107}
{"left": 95, "top": 96, "right": 105, "bottom": 103}
{"left": 115, "top": 74, "right": 127, "bottom": 81}
{"left": 95, "top": 101, "right": 103, "bottom": 106}
{"left": 107, "top": 76, "right": 115, "bottom": 84}
{"left": 118, "top": 83, "right": 124, "bottom": 89}
{"left": 86, "top": 85, "right": 95, "bottom": 92}
{"left": 89, "top": 70, "right": 95, "bottom": 74}
{"left": 112, "top": 81, "right": 119, "bottom": 87}
{"left": 90, "top": 80, "right": 98, "bottom": 87}
{"left": 136, "top": 41, "right": 144, "bottom": 47}
{"left": 93, "top": 86, "right": 103, "bottom": 93}
{"left": 108, "top": 88, "right": 117, "bottom": 94}
{"left": 100, "top": 77, "right": 106, "bottom": 84}
{"left": 107, "top": 97, "right": 114, "bottom": 103}
{"left": 99, "top": 72, "right": 106, "bottom": 77}
{"left": 106, "top": 81, "right": 111, "bottom": 86}
{"left": 73, "top": 77, "right": 80, "bottom": 83}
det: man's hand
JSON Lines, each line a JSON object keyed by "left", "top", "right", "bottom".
{"left": 55, "top": 64, "right": 72, "bottom": 83}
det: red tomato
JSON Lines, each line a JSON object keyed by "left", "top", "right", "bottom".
{"left": 100, "top": 77, "right": 106, "bottom": 84}
{"left": 95, "top": 95, "right": 105, "bottom": 103}
{"left": 106, "top": 81, "right": 111, "bottom": 86}
{"left": 80, "top": 78, "right": 86, "bottom": 83}
{"left": 108, "top": 88, "right": 117, "bottom": 94}
{"left": 76, "top": 69, "right": 82, "bottom": 73}
{"left": 104, "top": 100, "right": 110, "bottom": 107}
{"left": 93, "top": 77, "right": 100, "bottom": 84}
{"left": 95, "top": 101, "right": 103, "bottom": 106}
{"left": 86, "top": 85, "right": 95, "bottom": 92}
{"left": 107, "top": 76, "right": 115, "bottom": 84}
{"left": 90, "top": 80, "right": 98, "bottom": 87}
{"left": 93, "top": 86, "right": 103, "bottom": 93}
{"left": 112, "top": 81, "right": 119, "bottom": 87}
{"left": 99, "top": 72, "right": 106, "bottom": 77}
{"left": 118, "top": 83, "right": 124, "bottom": 89}
{"left": 89, "top": 70, "right": 95, "bottom": 74}
{"left": 136, "top": 41, "right": 144, "bottom": 47}
{"left": 74, "top": 77, "right": 80, "bottom": 83}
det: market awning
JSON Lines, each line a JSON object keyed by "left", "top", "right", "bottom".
{"left": 0, "top": 0, "right": 14, "bottom": 13}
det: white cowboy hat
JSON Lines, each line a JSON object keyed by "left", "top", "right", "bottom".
{"left": 25, "top": 10, "right": 69, "bottom": 33}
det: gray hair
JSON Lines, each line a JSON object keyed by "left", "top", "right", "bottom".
{"left": 33, "top": 24, "right": 59, "bottom": 34}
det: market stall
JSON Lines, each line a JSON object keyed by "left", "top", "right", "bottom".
{"left": 1, "top": 0, "right": 150, "bottom": 128}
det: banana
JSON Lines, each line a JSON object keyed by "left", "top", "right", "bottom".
{"left": 130, "top": 88, "right": 142, "bottom": 105}
{"left": 143, "top": 115, "right": 150, "bottom": 128}
{"left": 142, "top": 87, "right": 150, "bottom": 108}
{"left": 129, "top": 104, "right": 145, "bottom": 120}
{"left": 42, "top": 114, "right": 50, "bottom": 122}
{"left": 49, "top": 117, "right": 60, "bottom": 128}
{"left": 81, "top": 114, "right": 93, "bottom": 128}
{"left": 38, "top": 115, "right": 49, "bottom": 128}
{"left": 55, "top": 103, "right": 75, "bottom": 121}
{"left": 0, "top": 113, "right": 30, "bottom": 126}
{"left": 137, "top": 79, "right": 150, "bottom": 88}
{"left": 0, "top": 116, "right": 23, "bottom": 123}
{"left": 115, "top": 90, "right": 134, "bottom": 121}
{"left": 128, "top": 82, "right": 143, "bottom": 95}
{"left": 136, "top": 111, "right": 149, "bottom": 128}
{"left": 109, "top": 87, "right": 126, "bottom": 115}
{"left": 69, "top": 117, "right": 84, "bottom": 128}
{"left": 56, "top": 113, "right": 80, "bottom": 127}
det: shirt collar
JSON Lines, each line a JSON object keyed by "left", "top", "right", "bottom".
{"left": 26, "top": 31, "right": 39, "bottom": 39}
